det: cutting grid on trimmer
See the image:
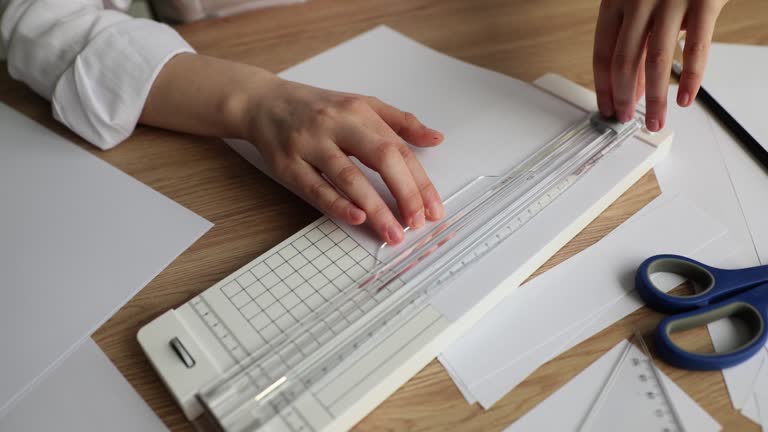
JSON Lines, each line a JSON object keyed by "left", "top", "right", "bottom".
{"left": 212, "top": 220, "right": 389, "bottom": 344}
{"left": 194, "top": 220, "right": 406, "bottom": 375}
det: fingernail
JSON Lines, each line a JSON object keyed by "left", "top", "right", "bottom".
{"left": 598, "top": 99, "right": 614, "bottom": 118}
{"left": 425, "top": 199, "right": 444, "bottom": 220}
{"left": 410, "top": 209, "right": 425, "bottom": 229}
{"left": 386, "top": 224, "right": 404, "bottom": 245}
{"left": 618, "top": 112, "right": 631, "bottom": 123}
{"left": 349, "top": 207, "right": 366, "bottom": 223}
{"left": 678, "top": 91, "right": 690, "bottom": 106}
{"left": 427, "top": 129, "right": 444, "bottom": 141}
{"left": 647, "top": 119, "right": 660, "bottom": 132}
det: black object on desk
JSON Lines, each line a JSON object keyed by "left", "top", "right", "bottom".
{"left": 672, "top": 62, "right": 768, "bottom": 174}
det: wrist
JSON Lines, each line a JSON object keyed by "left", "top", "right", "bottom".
{"left": 221, "top": 64, "right": 282, "bottom": 141}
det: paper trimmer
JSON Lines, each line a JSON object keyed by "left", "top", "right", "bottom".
{"left": 209, "top": 111, "right": 636, "bottom": 427}
{"left": 139, "top": 72, "right": 672, "bottom": 432}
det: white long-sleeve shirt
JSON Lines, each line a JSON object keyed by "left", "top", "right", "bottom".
{"left": 0, "top": 0, "right": 194, "bottom": 149}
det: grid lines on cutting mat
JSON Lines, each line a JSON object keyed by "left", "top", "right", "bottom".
{"left": 218, "top": 219, "right": 391, "bottom": 353}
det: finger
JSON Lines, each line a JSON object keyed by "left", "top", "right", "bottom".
{"left": 611, "top": 2, "right": 655, "bottom": 122}
{"left": 309, "top": 144, "right": 405, "bottom": 245}
{"left": 593, "top": 1, "right": 623, "bottom": 117}
{"left": 352, "top": 114, "right": 445, "bottom": 222}
{"left": 635, "top": 43, "right": 647, "bottom": 102}
{"left": 282, "top": 159, "right": 367, "bottom": 226}
{"left": 393, "top": 138, "right": 444, "bottom": 221}
{"left": 351, "top": 136, "right": 428, "bottom": 231}
{"left": 644, "top": 1, "right": 686, "bottom": 131}
{"left": 365, "top": 97, "right": 444, "bottom": 147}
{"left": 678, "top": 2, "right": 721, "bottom": 107}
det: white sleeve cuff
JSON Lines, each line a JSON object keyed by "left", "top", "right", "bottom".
{"left": 51, "top": 18, "right": 194, "bottom": 150}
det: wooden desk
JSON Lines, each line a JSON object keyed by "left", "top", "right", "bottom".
{"left": 2, "top": 0, "right": 765, "bottom": 430}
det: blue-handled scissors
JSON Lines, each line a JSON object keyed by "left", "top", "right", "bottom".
{"left": 636, "top": 254, "right": 768, "bottom": 370}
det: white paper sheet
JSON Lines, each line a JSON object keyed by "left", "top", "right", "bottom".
{"left": 730, "top": 354, "right": 768, "bottom": 426}
{"left": 709, "top": 318, "right": 767, "bottom": 412}
{"left": 756, "top": 362, "right": 768, "bottom": 430}
{"left": 704, "top": 43, "right": 768, "bottom": 154}
{"left": 441, "top": 227, "right": 737, "bottom": 406}
{"left": 0, "top": 103, "right": 212, "bottom": 415}
{"left": 0, "top": 338, "right": 168, "bottom": 432}
{"left": 439, "top": 195, "right": 727, "bottom": 408}
{"left": 709, "top": 113, "right": 768, "bottom": 266}
{"left": 742, "top": 356, "right": 768, "bottom": 426}
{"left": 743, "top": 396, "right": 762, "bottom": 427}
{"left": 655, "top": 87, "right": 761, "bottom": 267}
{"left": 504, "top": 340, "right": 720, "bottom": 432}
{"left": 699, "top": 42, "right": 768, "bottom": 264}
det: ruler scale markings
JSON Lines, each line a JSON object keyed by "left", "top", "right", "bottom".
{"left": 192, "top": 297, "right": 314, "bottom": 432}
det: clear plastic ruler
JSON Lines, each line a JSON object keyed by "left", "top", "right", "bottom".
{"left": 578, "top": 334, "right": 685, "bottom": 432}
{"left": 185, "top": 111, "right": 645, "bottom": 432}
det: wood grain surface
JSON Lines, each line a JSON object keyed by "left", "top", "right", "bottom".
{"left": 2, "top": 0, "right": 766, "bottom": 430}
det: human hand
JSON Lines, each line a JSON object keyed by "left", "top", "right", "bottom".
{"left": 140, "top": 55, "right": 444, "bottom": 245}
{"left": 593, "top": 0, "right": 728, "bottom": 131}
{"left": 243, "top": 78, "right": 445, "bottom": 245}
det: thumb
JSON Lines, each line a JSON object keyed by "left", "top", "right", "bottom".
{"left": 366, "top": 97, "right": 444, "bottom": 147}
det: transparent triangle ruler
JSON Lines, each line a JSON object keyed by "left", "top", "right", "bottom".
{"left": 578, "top": 333, "right": 685, "bottom": 432}
{"left": 183, "top": 112, "right": 645, "bottom": 431}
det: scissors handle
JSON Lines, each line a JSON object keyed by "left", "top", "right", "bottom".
{"left": 636, "top": 254, "right": 768, "bottom": 314}
{"left": 654, "top": 287, "right": 768, "bottom": 370}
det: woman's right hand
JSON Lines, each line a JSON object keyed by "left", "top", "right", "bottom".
{"left": 593, "top": 0, "right": 729, "bottom": 131}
